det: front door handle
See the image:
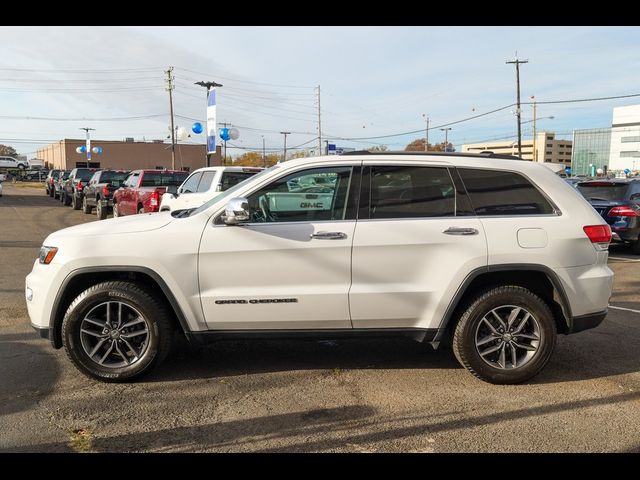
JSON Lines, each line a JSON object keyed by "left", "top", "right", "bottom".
{"left": 443, "top": 227, "right": 479, "bottom": 235}
{"left": 310, "top": 231, "right": 348, "bottom": 240}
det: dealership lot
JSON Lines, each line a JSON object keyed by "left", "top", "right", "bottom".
{"left": 1, "top": 183, "right": 640, "bottom": 452}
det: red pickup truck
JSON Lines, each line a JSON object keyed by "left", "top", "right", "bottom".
{"left": 112, "top": 169, "right": 189, "bottom": 217}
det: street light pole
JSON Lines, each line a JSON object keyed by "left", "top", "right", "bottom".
{"left": 80, "top": 127, "right": 95, "bottom": 168}
{"left": 280, "top": 132, "right": 291, "bottom": 162}
{"left": 440, "top": 127, "right": 452, "bottom": 152}
{"left": 531, "top": 96, "right": 537, "bottom": 162}
{"left": 422, "top": 113, "right": 429, "bottom": 152}
{"left": 195, "top": 80, "right": 223, "bottom": 168}
{"left": 261, "top": 135, "right": 266, "bottom": 167}
{"left": 506, "top": 56, "right": 529, "bottom": 158}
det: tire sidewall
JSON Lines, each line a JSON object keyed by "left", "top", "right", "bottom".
{"left": 63, "top": 285, "right": 163, "bottom": 381}
{"left": 456, "top": 288, "right": 556, "bottom": 384}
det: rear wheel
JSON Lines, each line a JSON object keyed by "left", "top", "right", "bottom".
{"left": 631, "top": 239, "right": 640, "bottom": 255}
{"left": 72, "top": 193, "right": 81, "bottom": 210}
{"left": 97, "top": 200, "right": 108, "bottom": 220}
{"left": 452, "top": 285, "right": 556, "bottom": 384}
{"left": 82, "top": 196, "right": 92, "bottom": 214}
{"left": 62, "top": 281, "right": 173, "bottom": 382}
{"left": 138, "top": 205, "right": 145, "bottom": 215}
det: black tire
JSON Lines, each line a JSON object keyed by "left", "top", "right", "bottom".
{"left": 138, "top": 205, "right": 145, "bottom": 215}
{"left": 60, "top": 191, "right": 64, "bottom": 203}
{"left": 49, "top": 187, "right": 54, "bottom": 197}
{"left": 82, "top": 196, "right": 92, "bottom": 214}
{"left": 97, "top": 200, "right": 107, "bottom": 220}
{"left": 72, "top": 193, "right": 81, "bottom": 210}
{"left": 631, "top": 239, "right": 640, "bottom": 255}
{"left": 62, "top": 281, "right": 174, "bottom": 382}
{"left": 452, "top": 285, "right": 556, "bottom": 385}
{"left": 63, "top": 192, "right": 71, "bottom": 206}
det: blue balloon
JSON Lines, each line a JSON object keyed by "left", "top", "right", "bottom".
{"left": 219, "top": 127, "right": 230, "bottom": 141}
{"left": 192, "top": 122, "right": 203, "bottom": 134}
{"left": 79, "top": 145, "right": 87, "bottom": 153}
{"left": 98, "top": 146, "right": 103, "bottom": 154}
{"left": 624, "top": 168, "right": 631, "bottom": 174}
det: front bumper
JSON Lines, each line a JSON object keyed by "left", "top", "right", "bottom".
{"left": 31, "top": 324, "right": 52, "bottom": 341}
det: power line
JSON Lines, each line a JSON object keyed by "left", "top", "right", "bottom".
{"left": 0, "top": 114, "right": 166, "bottom": 121}
{"left": 174, "top": 67, "right": 314, "bottom": 90}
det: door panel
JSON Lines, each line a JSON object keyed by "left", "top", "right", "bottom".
{"left": 350, "top": 164, "right": 488, "bottom": 329}
{"left": 198, "top": 165, "right": 359, "bottom": 330}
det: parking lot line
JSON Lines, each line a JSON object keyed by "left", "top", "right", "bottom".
{"left": 608, "top": 256, "right": 640, "bottom": 262}
{"left": 609, "top": 305, "right": 640, "bottom": 314}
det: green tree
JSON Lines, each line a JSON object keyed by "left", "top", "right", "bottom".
{"left": 0, "top": 144, "right": 18, "bottom": 157}
{"left": 404, "top": 139, "right": 454, "bottom": 152}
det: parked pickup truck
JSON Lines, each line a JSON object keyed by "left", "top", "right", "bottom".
{"left": 112, "top": 169, "right": 189, "bottom": 217}
{"left": 82, "top": 169, "right": 130, "bottom": 220}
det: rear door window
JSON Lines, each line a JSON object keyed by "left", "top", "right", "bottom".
{"left": 458, "top": 168, "right": 555, "bottom": 215}
{"left": 197, "top": 171, "right": 217, "bottom": 192}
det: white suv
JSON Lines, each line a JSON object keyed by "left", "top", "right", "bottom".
{"left": 0, "top": 156, "right": 29, "bottom": 169}
{"left": 159, "top": 166, "right": 263, "bottom": 212}
{"left": 26, "top": 152, "right": 614, "bottom": 384}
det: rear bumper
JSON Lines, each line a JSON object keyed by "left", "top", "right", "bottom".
{"left": 611, "top": 229, "right": 639, "bottom": 243}
{"left": 568, "top": 310, "right": 607, "bottom": 334}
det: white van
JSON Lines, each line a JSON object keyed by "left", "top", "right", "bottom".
{"left": 160, "top": 166, "right": 263, "bottom": 212}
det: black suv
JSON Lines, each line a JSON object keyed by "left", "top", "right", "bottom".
{"left": 82, "top": 169, "right": 129, "bottom": 219}
{"left": 61, "top": 168, "right": 100, "bottom": 209}
{"left": 578, "top": 178, "right": 640, "bottom": 253}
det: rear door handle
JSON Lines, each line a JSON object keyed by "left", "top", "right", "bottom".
{"left": 443, "top": 227, "right": 479, "bottom": 236}
{"left": 310, "top": 231, "right": 348, "bottom": 240}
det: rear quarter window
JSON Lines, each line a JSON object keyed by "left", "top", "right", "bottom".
{"left": 458, "top": 168, "right": 555, "bottom": 215}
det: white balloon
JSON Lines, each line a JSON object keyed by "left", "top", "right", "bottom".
{"left": 176, "top": 127, "right": 189, "bottom": 141}
{"left": 76, "top": 146, "right": 83, "bottom": 154}
{"left": 229, "top": 127, "right": 240, "bottom": 140}
{"left": 596, "top": 168, "right": 604, "bottom": 175}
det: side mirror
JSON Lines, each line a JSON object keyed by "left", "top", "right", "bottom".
{"left": 221, "top": 197, "right": 250, "bottom": 225}
{"left": 630, "top": 193, "right": 640, "bottom": 201}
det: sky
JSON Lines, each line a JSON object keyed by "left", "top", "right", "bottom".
{"left": 2, "top": 26, "right": 640, "bottom": 160}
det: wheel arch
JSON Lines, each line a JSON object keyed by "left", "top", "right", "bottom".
{"left": 438, "top": 264, "right": 573, "bottom": 338}
{"left": 49, "top": 266, "right": 190, "bottom": 349}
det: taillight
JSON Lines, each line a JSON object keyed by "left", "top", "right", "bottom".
{"left": 583, "top": 224, "right": 612, "bottom": 251}
{"left": 608, "top": 206, "right": 639, "bottom": 217}
{"left": 77, "top": 180, "right": 83, "bottom": 191}
{"left": 102, "top": 185, "right": 109, "bottom": 197}
{"left": 149, "top": 191, "right": 159, "bottom": 206}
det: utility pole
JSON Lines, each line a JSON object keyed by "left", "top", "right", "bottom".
{"left": 506, "top": 55, "right": 528, "bottom": 157}
{"left": 422, "top": 113, "right": 429, "bottom": 151}
{"left": 195, "top": 80, "right": 223, "bottom": 167}
{"left": 218, "top": 122, "right": 231, "bottom": 166}
{"left": 280, "top": 131, "right": 291, "bottom": 162}
{"left": 79, "top": 127, "right": 95, "bottom": 168}
{"left": 261, "top": 135, "right": 266, "bottom": 167}
{"left": 166, "top": 67, "right": 176, "bottom": 170}
{"left": 440, "top": 128, "right": 452, "bottom": 152}
{"left": 316, "top": 85, "right": 322, "bottom": 157}
{"left": 531, "top": 95, "right": 537, "bottom": 162}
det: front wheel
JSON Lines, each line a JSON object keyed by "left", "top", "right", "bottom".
{"left": 452, "top": 285, "right": 557, "bottom": 384}
{"left": 61, "top": 281, "right": 174, "bottom": 382}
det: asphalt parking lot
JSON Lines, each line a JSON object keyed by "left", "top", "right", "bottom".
{"left": 1, "top": 183, "right": 640, "bottom": 453}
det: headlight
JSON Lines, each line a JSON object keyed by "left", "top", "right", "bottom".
{"left": 39, "top": 246, "right": 58, "bottom": 264}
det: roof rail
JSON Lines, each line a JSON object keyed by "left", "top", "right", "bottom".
{"left": 340, "top": 150, "right": 523, "bottom": 161}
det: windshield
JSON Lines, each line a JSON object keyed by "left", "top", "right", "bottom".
{"left": 577, "top": 183, "right": 630, "bottom": 201}
{"left": 101, "top": 171, "right": 128, "bottom": 183}
{"left": 76, "top": 169, "right": 98, "bottom": 181}
{"left": 189, "top": 164, "right": 280, "bottom": 217}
